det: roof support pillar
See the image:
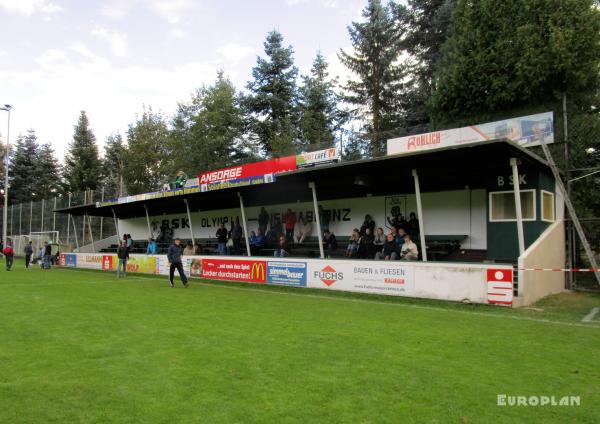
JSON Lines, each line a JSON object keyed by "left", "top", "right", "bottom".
{"left": 309, "top": 182, "right": 325, "bottom": 259}
{"left": 66, "top": 194, "right": 71, "bottom": 247}
{"left": 412, "top": 169, "right": 427, "bottom": 262}
{"left": 144, "top": 204, "right": 152, "bottom": 239}
{"left": 183, "top": 198, "right": 195, "bottom": 246}
{"left": 238, "top": 192, "right": 251, "bottom": 257}
{"left": 71, "top": 210, "right": 79, "bottom": 250}
{"left": 510, "top": 158, "right": 525, "bottom": 256}
{"left": 111, "top": 208, "right": 120, "bottom": 241}
{"left": 86, "top": 213, "right": 95, "bottom": 253}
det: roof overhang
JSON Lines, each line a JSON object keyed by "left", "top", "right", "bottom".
{"left": 56, "top": 140, "right": 552, "bottom": 219}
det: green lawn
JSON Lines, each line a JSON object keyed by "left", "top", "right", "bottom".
{"left": 0, "top": 261, "right": 599, "bottom": 423}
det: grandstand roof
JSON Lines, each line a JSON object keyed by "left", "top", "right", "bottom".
{"left": 57, "top": 139, "right": 552, "bottom": 219}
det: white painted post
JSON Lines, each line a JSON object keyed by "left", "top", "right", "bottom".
{"left": 238, "top": 192, "right": 251, "bottom": 257}
{"left": 81, "top": 191, "right": 86, "bottom": 246}
{"left": 87, "top": 213, "right": 95, "bottom": 253}
{"left": 40, "top": 198, "right": 45, "bottom": 232}
{"left": 309, "top": 182, "right": 325, "bottom": 259}
{"left": 9, "top": 204, "right": 13, "bottom": 236}
{"left": 66, "top": 193, "right": 71, "bottom": 247}
{"left": 52, "top": 197, "right": 57, "bottom": 232}
{"left": 510, "top": 158, "right": 525, "bottom": 255}
{"left": 29, "top": 201, "right": 32, "bottom": 234}
{"left": 99, "top": 187, "right": 104, "bottom": 240}
{"left": 183, "top": 199, "right": 195, "bottom": 246}
{"left": 19, "top": 203, "right": 22, "bottom": 235}
{"left": 112, "top": 208, "right": 120, "bottom": 239}
{"left": 144, "top": 204, "right": 152, "bottom": 238}
{"left": 412, "top": 169, "right": 428, "bottom": 262}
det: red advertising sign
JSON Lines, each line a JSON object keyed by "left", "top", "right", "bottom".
{"left": 201, "top": 258, "right": 267, "bottom": 284}
{"left": 59, "top": 253, "right": 66, "bottom": 266}
{"left": 198, "top": 156, "right": 296, "bottom": 184}
{"left": 102, "top": 255, "right": 114, "bottom": 271}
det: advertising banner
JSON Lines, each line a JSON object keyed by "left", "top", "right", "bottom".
{"left": 102, "top": 255, "right": 115, "bottom": 271}
{"left": 77, "top": 254, "right": 105, "bottom": 270}
{"left": 307, "top": 260, "right": 415, "bottom": 296}
{"left": 188, "top": 258, "right": 203, "bottom": 277}
{"left": 387, "top": 112, "right": 554, "bottom": 156}
{"left": 59, "top": 253, "right": 77, "bottom": 267}
{"left": 198, "top": 156, "right": 296, "bottom": 184}
{"left": 296, "top": 148, "right": 340, "bottom": 168}
{"left": 486, "top": 268, "right": 514, "bottom": 305}
{"left": 267, "top": 261, "right": 307, "bottom": 287}
{"left": 201, "top": 258, "right": 267, "bottom": 283}
{"left": 200, "top": 174, "right": 275, "bottom": 193}
{"left": 125, "top": 255, "right": 157, "bottom": 274}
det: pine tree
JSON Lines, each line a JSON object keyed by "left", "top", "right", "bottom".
{"left": 169, "top": 72, "right": 252, "bottom": 174}
{"left": 122, "top": 107, "right": 169, "bottom": 195}
{"left": 101, "top": 134, "right": 126, "bottom": 198}
{"left": 245, "top": 30, "right": 299, "bottom": 156}
{"left": 430, "top": 0, "right": 600, "bottom": 123}
{"left": 8, "top": 130, "right": 39, "bottom": 204}
{"left": 63, "top": 111, "right": 101, "bottom": 193}
{"left": 394, "top": 0, "right": 456, "bottom": 127}
{"left": 35, "top": 143, "right": 62, "bottom": 199}
{"left": 339, "top": 0, "right": 408, "bottom": 156}
{"left": 298, "top": 52, "right": 348, "bottom": 147}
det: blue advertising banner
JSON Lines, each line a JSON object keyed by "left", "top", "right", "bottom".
{"left": 64, "top": 253, "right": 77, "bottom": 267}
{"left": 267, "top": 261, "right": 307, "bottom": 287}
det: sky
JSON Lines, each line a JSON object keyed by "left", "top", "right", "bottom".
{"left": 0, "top": 0, "right": 367, "bottom": 159}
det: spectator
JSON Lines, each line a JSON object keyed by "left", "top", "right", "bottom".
{"left": 116, "top": 241, "right": 129, "bottom": 278}
{"left": 126, "top": 234, "right": 133, "bottom": 249}
{"left": 183, "top": 242, "right": 194, "bottom": 256}
{"left": 162, "top": 178, "right": 170, "bottom": 191}
{"left": 323, "top": 230, "right": 338, "bottom": 258}
{"left": 375, "top": 233, "right": 399, "bottom": 260}
{"left": 374, "top": 227, "right": 385, "bottom": 248}
{"left": 231, "top": 217, "right": 243, "bottom": 255}
{"left": 167, "top": 238, "right": 189, "bottom": 288}
{"left": 258, "top": 207, "right": 270, "bottom": 236}
{"left": 174, "top": 170, "right": 187, "bottom": 188}
{"left": 215, "top": 223, "right": 228, "bottom": 255}
{"left": 146, "top": 238, "right": 158, "bottom": 255}
{"left": 396, "top": 228, "right": 407, "bottom": 248}
{"left": 266, "top": 218, "right": 283, "bottom": 247}
{"left": 358, "top": 227, "right": 374, "bottom": 259}
{"left": 408, "top": 212, "right": 420, "bottom": 238}
{"left": 274, "top": 235, "right": 289, "bottom": 257}
{"left": 318, "top": 205, "right": 330, "bottom": 232}
{"left": 43, "top": 242, "right": 53, "bottom": 269}
{"left": 359, "top": 215, "right": 375, "bottom": 237}
{"left": 249, "top": 231, "right": 265, "bottom": 256}
{"left": 24, "top": 241, "right": 33, "bottom": 270}
{"left": 0, "top": 240, "right": 3, "bottom": 258}
{"left": 346, "top": 228, "right": 360, "bottom": 257}
{"left": 37, "top": 247, "right": 43, "bottom": 266}
{"left": 400, "top": 234, "right": 419, "bottom": 261}
{"left": 194, "top": 243, "right": 203, "bottom": 255}
{"left": 284, "top": 208, "right": 297, "bottom": 243}
{"left": 3, "top": 242, "right": 14, "bottom": 271}
{"left": 294, "top": 216, "right": 312, "bottom": 245}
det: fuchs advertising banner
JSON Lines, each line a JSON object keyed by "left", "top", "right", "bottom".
{"left": 201, "top": 258, "right": 267, "bottom": 283}
{"left": 387, "top": 112, "right": 554, "bottom": 156}
{"left": 296, "top": 148, "right": 340, "bottom": 168}
{"left": 198, "top": 156, "right": 297, "bottom": 185}
{"left": 307, "top": 261, "right": 416, "bottom": 296}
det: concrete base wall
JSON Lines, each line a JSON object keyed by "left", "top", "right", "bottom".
{"left": 516, "top": 220, "right": 565, "bottom": 307}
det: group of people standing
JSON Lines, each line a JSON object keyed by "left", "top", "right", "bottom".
{"left": 2, "top": 240, "right": 54, "bottom": 271}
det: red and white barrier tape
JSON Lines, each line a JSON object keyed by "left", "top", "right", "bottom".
{"left": 518, "top": 268, "right": 599, "bottom": 272}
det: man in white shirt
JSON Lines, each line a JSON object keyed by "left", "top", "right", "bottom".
{"left": 400, "top": 234, "right": 419, "bottom": 261}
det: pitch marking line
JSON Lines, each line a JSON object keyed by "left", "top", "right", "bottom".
{"left": 47, "top": 269, "right": 600, "bottom": 330}
{"left": 582, "top": 307, "right": 600, "bottom": 323}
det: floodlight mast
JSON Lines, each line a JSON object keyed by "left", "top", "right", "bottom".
{"left": 1, "top": 104, "right": 12, "bottom": 248}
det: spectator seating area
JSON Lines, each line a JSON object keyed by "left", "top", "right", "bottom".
{"left": 99, "top": 235, "right": 489, "bottom": 262}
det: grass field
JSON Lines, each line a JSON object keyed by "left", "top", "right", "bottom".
{"left": 1, "top": 261, "right": 599, "bottom": 423}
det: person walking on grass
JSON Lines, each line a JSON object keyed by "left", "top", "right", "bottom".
{"left": 117, "top": 241, "right": 129, "bottom": 278}
{"left": 3, "top": 242, "right": 14, "bottom": 271}
{"left": 43, "top": 242, "right": 52, "bottom": 270}
{"left": 24, "top": 241, "right": 33, "bottom": 270}
{"left": 168, "top": 238, "right": 189, "bottom": 288}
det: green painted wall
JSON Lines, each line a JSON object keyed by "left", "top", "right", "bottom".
{"left": 486, "top": 167, "right": 555, "bottom": 262}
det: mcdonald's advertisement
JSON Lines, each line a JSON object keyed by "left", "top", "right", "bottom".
{"left": 201, "top": 258, "right": 267, "bottom": 283}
